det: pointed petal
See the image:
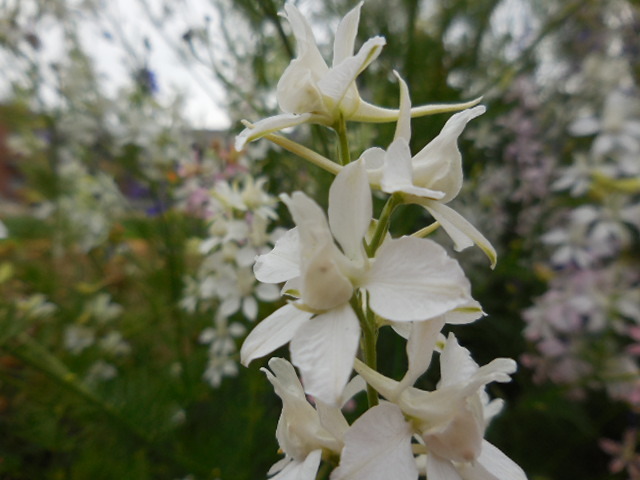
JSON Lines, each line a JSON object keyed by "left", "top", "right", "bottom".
{"left": 263, "top": 357, "right": 307, "bottom": 400}
{"left": 412, "top": 106, "right": 485, "bottom": 202}
{"left": 439, "top": 333, "right": 479, "bottom": 387}
{"left": 421, "top": 200, "right": 497, "bottom": 268}
{"left": 397, "top": 317, "right": 446, "bottom": 391}
{"left": 290, "top": 304, "right": 360, "bottom": 406}
{"left": 380, "top": 138, "right": 413, "bottom": 191}
{"left": 329, "top": 160, "right": 372, "bottom": 260}
{"left": 353, "top": 358, "right": 402, "bottom": 401}
{"left": 457, "top": 441, "right": 528, "bottom": 480}
{"left": 317, "top": 36, "right": 385, "bottom": 110}
{"left": 445, "top": 299, "right": 485, "bottom": 325}
{"left": 316, "top": 400, "right": 350, "bottom": 442}
{"left": 240, "top": 304, "right": 312, "bottom": 366}
{"left": 254, "top": 228, "right": 301, "bottom": 283}
{"left": 236, "top": 113, "right": 313, "bottom": 150}
{"left": 350, "top": 97, "right": 484, "bottom": 123}
{"left": 393, "top": 71, "right": 412, "bottom": 142}
{"left": 283, "top": 4, "right": 327, "bottom": 74}
{"left": 271, "top": 449, "right": 323, "bottom": 480}
{"left": 426, "top": 453, "right": 463, "bottom": 480}
{"left": 332, "top": 403, "right": 418, "bottom": 480}
{"left": 365, "top": 236, "right": 472, "bottom": 321}
{"left": 332, "top": 2, "right": 363, "bottom": 66}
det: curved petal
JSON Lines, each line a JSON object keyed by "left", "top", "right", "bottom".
{"left": 421, "top": 200, "right": 497, "bottom": 268}
{"left": 380, "top": 139, "right": 446, "bottom": 199}
{"left": 254, "top": 228, "right": 301, "bottom": 283}
{"left": 235, "top": 113, "right": 313, "bottom": 150}
{"left": 397, "top": 317, "right": 447, "bottom": 391}
{"left": 317, "top": 36, "right": 385, "bottom": 113}
{"left": 329, "top": 160, "right": 372, "bottom": 260}
{"left": 457, "top": 441, "right": 528, "bottom": 480}
{"left": 364, "top": 236, "right": 472, "bottom": 322}
{"left": 332, "top": 403, "right": 418, "bottom": 480}
{"left": 282, "top": 4, "right": 327, "bottom": 76}
{"left": 412, "top": 106, "right": 486, "bottom": 202}
{"left": 426, "top": 453, "right": 463, "bottom": 480}
{"left": 270, "top": 449, "right": 323, "bottom": 480}
{"left": 240, "top": 304, "right": 312, "bottom": 366}
{"left": 290, "top": 303, "right": 360, "bottom": 406}
{"left": 393, "top": 71, "right": 412, "bottom": 142}
{"left": 332, "top": 1, "right": 363, "bottom": 66}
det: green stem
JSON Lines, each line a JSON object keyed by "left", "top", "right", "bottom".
{"left": 264, "top": 133, "right": 342, "bottom": 176}
{"left": 366, "top": 193, "right": 402, "bottom": 257}
{"left": 350, "top": 295, "right": 378, "bottom": 408}
{"left": 335, "top": 115, "right": 351, "bottom": 166}
{"left": 412, "top": 221, "right": 440, "bottom": 238}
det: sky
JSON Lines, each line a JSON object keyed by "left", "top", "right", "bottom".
{"left": 1, "top": 0, "right": 232, "bottom": 130}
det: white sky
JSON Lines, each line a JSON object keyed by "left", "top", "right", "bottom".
{"left": 1, "top": 0, "right": 231, "bottom": 129}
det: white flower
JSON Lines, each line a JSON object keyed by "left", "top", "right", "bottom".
{"left": 362, "top": 73, "right": 496, "bottom": 267}
{"left": 261, "top": 357, "right": 354, "bottom": 480}
{"left": 241, "top": 160, "right": 475, "bottom": 405}
{"left": 338, "top": 334, "right": 526, "bottom": 480}
{"left": 236, "top": 3, "right": 480, "bottom": 150}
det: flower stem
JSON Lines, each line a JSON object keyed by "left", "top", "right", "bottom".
{"left": 412, "top": 221, "right": 440, "bottom": 238}
{"left": 366, "top": 193, "right": 402, "bottom": 257}
{"left": 351, "top": 294, "right": 379, "bottom": 408}
{"left": 264, "top": 133, "right": 342, "bottom": 176}
{"left": 335, "top": 115, "right": 351, "bottom": 165}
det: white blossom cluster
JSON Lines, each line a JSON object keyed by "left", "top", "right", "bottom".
{"left": 235, "top": 3, "right": 526, "bottom": 479}
{"left": 177, "top": 149, "right": 282, "bottom": 388}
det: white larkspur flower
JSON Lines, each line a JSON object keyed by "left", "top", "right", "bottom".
{"left": 262, "top": 357, "right": 353, "bottom": 480}
{"left": 241, "top": 160, "right": 475, "bottom": 405}
{"left": 363, "top": 73, "right": 496, "bottom": 267}
{"left": 236, "top": 3, "right": 480, "bottom": 150}
{"left": 342, "top": 334, "right": 526, "bottom": 480}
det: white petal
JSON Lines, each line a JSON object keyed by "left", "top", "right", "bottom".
{"left": 271, "top": 449, "right": 323, "bottom": 480}
{"left": 290, "top": 303, "right": 360, "bottom": 406}
{"left": 282, "top": 4, "right": 327, "bottom": 75}
{"left": 331, "top": 403, "right": 418, "bottom": 480}
{"left": 381, "top": 138, "right": 413, "bottom": 191}
{"left": 412, "top": 106, "right": 485, "bottom": 202}
{"left": 254, "top": 228, "right": 301, "bottom": 283}
{"left": 445, "top": 299, "right": 485, "bottom": 325}
{"left": 240, "top": 304, "right": 312, "bottom": 366}
{"left": 439, "top": 333, "right": 479, "bottom": 387}
{"left": 426, "top": 453, "right": 463, "bottom": 480}
{"left": 397, "top": 317, "right": 446, "bottom": 391}
{"left": 353, "top": 358, "right": 402, "bottom": 401}
{"left": 300, "top": 244, "right": 353, "bottom": 311}
{"left": 393, "top": 72, "right": 412, "bottom": 142}
{"left": 235, "top": 113, "right": 313, "bottom": 150}
{"left": 317, "top": 36, "right": 385, "bottom": 110}
{"left": 457, "top": 441, "right": 527, "bottom": 480}
{"left": 328, "top": 160, "right": 372, "bottom": 260}
{"left": 332, "top": 2, "right": 363, "bottom": 66}
{"left": 365, "top": 237, "right": 472, "bottom": 321}
{"left": 316, "top": 400, "right": 350, "bottom": 442}
{"left": 422, "top": 200, "right": 497, "bottom": 268}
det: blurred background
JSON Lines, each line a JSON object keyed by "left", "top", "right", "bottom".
{"left": 0, "top": 0, "right": 639, "bottom": 478}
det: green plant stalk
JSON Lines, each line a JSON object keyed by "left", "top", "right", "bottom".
{"left": 334, "top": 115, "right": 351, "bottom": 166}
{"left": 366, "top": 193, "right": 402, "bottom": 257}
{"left": 264, "top": 133, "right": 342, "bottom": 176}
{"left": 351, "top": 294, "right": 379, "bottom": 408}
